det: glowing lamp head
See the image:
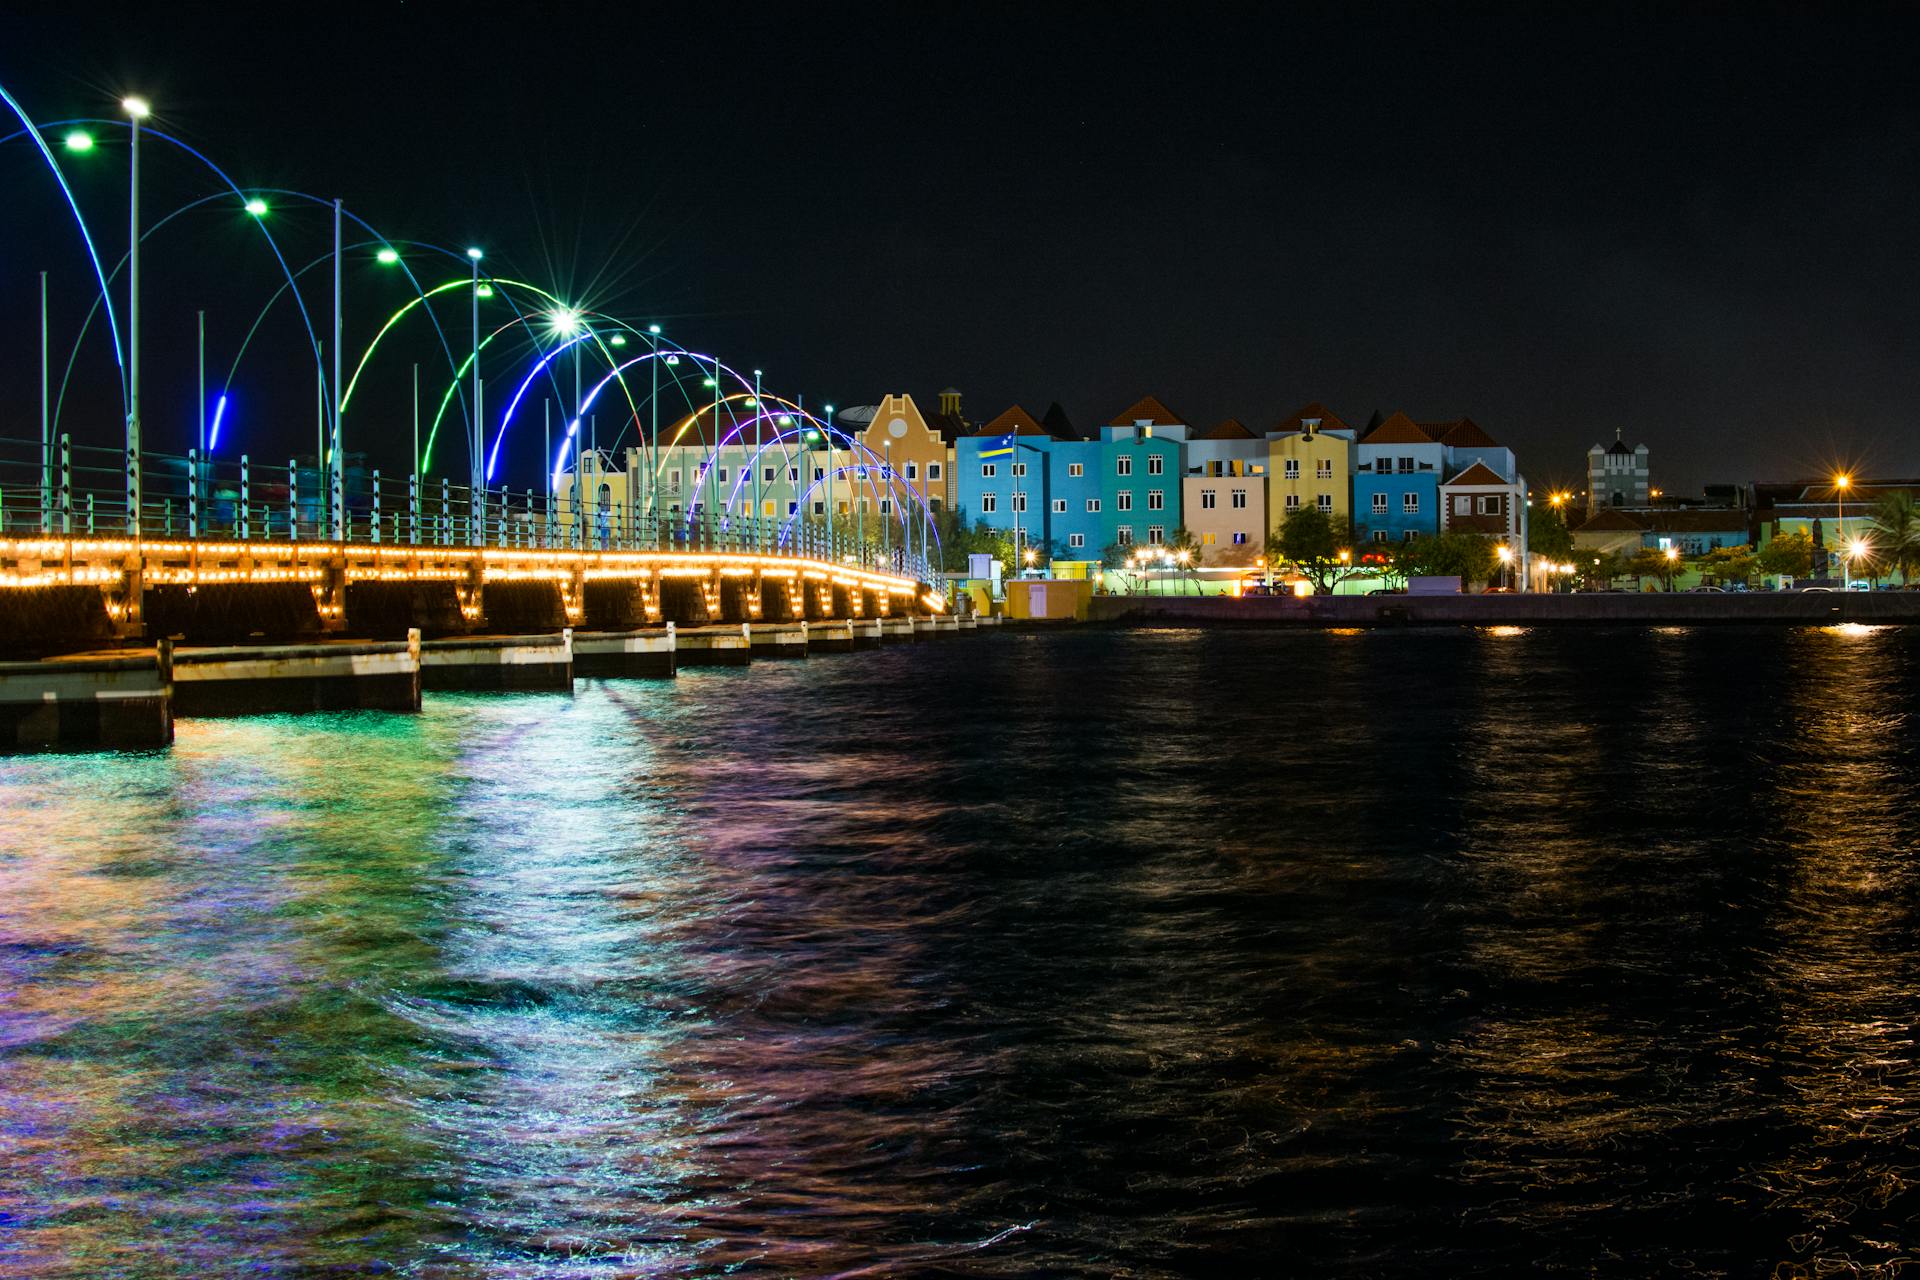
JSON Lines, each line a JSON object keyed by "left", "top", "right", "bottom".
{"left": 122, "top": 96, "right": 150, "bottom": 119}
{"left": 609, "top": 334, "right": 626, "bottom": 347}
{"left": 701, "top": 377, "right": 717, "bottom": 388}
{"left": 648, "top": 324, "right": 661, "bottom": 335}
{"left": 244, "top": 198, "right": 268, "bottom": 217}
{"left": 63, "top": 130, "right": 94, "bottom": 152}
{"left": 1496, "top": 544, "right": 1513, "bottom": 562}
{"left": 1024, "top": 549, "right": 1036, "bottom": 565}
{"left": 466, "top": 247, "right": 483, "bottom": 260}
{"left": 1850, "top": 538, "right": 1869, "bottom": 559}
{"left": 476, "top": 284, "right": 493, "bottom": 298}
{"left": 777, "top": 415, "right": 793, "bottom": 426}
{"left": 1664, "top": 546, "right": 1679, "bottom": 561}
{"left": 663, "top": 354, "right": 679, "bottom": 366}
{"left": 549, "top": 308, "right": 581, "bottom": 336}
{"left": 375, "top": 247, "right": 399, "bottom": 264}
{"left": 1835, "top": 473, "right": 1850, "bottom": 490}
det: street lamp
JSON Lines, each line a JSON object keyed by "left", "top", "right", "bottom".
{"left": 63, "top": 129, "right": 93, "bottom": 152}
{"left": 123, "top": 94, "right": 149, "bottom": 536}
{"left": 1834, "top": 473, "right": 1851, "bottom": 587}
{"left": 244, "top": 197, "right": 268, "bottom": 217}
{"left": 375, "top": 246, "right": 399, "bottom": 265}
{"left": 1496, "top": 542, "right": 1514, "bottom": 590}
{"left": 1664, "top": 543, "right": 1679, "bottom": 592}
{"left": 466, "top": 248, "right": 483, "bottom": 541}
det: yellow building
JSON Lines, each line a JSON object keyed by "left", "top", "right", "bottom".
{"left": 1266, "top": 404, "right": 1355, "bottom": 527}
{"left": 857, "top": 392, "right": 958, "bottom": 518}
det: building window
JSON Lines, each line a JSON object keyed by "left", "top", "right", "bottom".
{"left": 1372, "top": 493, "right": 1389, "bottom": 515}
{"left": 813, "top": 500, "right": 825, "bottom": 515}
{"left": 1454, "top": 495, "right": 1471, "bottom": 516}
{"left": 1069, "top": 533, "right": 1085, "bottom": 548}
{"left": 927, "top": 462, "right": 942, "bottom": 481}
{"left": 1086, "top": 498, "right": 1101, "bottom": 513}
{"left": 1404, "top": 529, "right": 1420, "bottom": 542}
{"left": 787, "top": 466, "right": 799, "bottom": 483}
{"left": 1148, "top": 454, "right": 1164, "bottom": 476}
{"left": 1148, "top": 490, "right": 1164, "bottom": 510}
{"left": 1202, "top": 489, "right": 1218, "bottom": 510}
{"left": 669, "top": 469, "right": 682, "bottom": 490}
{"left": 1052, "top": 498, "right": 1066, "bottom": 514}
{"left": 981, "top": 463, "right": 996, "bottom": 479}
{"left": 717, "top": 467, "right": 729, "bottom": 484}
{"left": 1231, "top": 489, "right": 1247, "bottom": 509}
{"left": 1479, "top": 495, "right": 1501, "bottom": 515}
{"left": 1068, "top": 462, "right": 1084, "bottom": 478}
{"left": 880, "top": 498, "right": 892, "bottom": 515}
{"left": 1399, "top": 457, "right": 1415, "bottom": 474}
{"left": 1285, "top": 493, "right": 1301, "bottom": 511}
{"left": 1316, "top": 459, "right": 1332, "bottom": 480}
{"left": 1013, "top": 461, "right": 1027, "bottom": 477}
{"left": 1284, "top": 459, "right": 1300, "bottom": 480}
{"left": 1116, "top": 456, "right": 1133, "bottom": 477}
{"left": 813, "top": 466, "right": 825, "bottom": 482}
{"left": 1203, "top": 532, "right": 1217, "bottom": 545}
{"left": 1403, "top": 493, "right": 1420, "bottom": 514}
{"left": 981, "top": 493, "right": 997, "bottom": 513}
{"left": 1232, "top": 531, "right": 1249, "bottom": 545}
{"left": 1012, "top": 493, "right": 1027, "bottom": 513}
{"left": 905, "top": 461, "right": 918, "bottom": 480}
{"left": 1317, "top": 493, "right": 1333, "bottom": 513}
{"left": 1117, "top": 492, "right": 1133, "bottom": 511}
{"left": 1373, "top": 529, "right": 1389, "bottom": 542}
{"left": 1117, "top": 525, "right": 1133, "bottom": 545}
{"left": 1147, "top": 525, "right": 1165, "bottom": 544}
{"left": 787, "top": 501, "right": 798, "bottom": 515}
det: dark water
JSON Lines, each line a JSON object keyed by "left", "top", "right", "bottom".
{"left": 3, "top": 625, "right": 1919, "bottom": 1279}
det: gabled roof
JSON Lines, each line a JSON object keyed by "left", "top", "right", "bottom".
{"left": 1040, "top": 401, "right": 1082, "bottom": 441}
{"left": 1198, "top": 417, "right": 1258, "bottom": 440}
{"left": 1107, "top": 395, "right": 1186, "bottom": 428}
{"left": 1423, "top": 417, "right": 1501, "bottom": 448}
{"left": 1359, "top": 411, "right": 1433, "bottom": 445}
{"left": 976, "top": 405, "right": 1048, "bottom": 437}
{"left": 1275, "top": 402, "right": 1351, "bottom": 435}
{"left": 1606, "top": 437, "right": 1638, "bottom": 457}
{"left": 1443, "top": 460, "right": 1511, "bottom": 487}
{"left": 1573, "top": 509, "right": 1650, "bottom": 533}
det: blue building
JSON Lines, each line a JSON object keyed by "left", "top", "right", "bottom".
{"left": 954, "top": 405, "right": 1055, "bottom": 552}
{"left": 1354, "top": 411, "right": 1443, "bottom": 543}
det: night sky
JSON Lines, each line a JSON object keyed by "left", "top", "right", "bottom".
{"left": 4, "top": 2, "right": 1918, "bottom": 494}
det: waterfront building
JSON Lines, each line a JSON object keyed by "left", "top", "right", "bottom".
{"left": 1181, "top": 469, "right": 1267, "bottom": 565}
{"left": 1100, "top": 397, "right": 1189, "bottom": 550}
{"left": 1267, "top": 403, "right": 1355, "bottom": 527}
{"left": 1748, "top": 478, "right": 1920, "bottom": 576}
{"left": 1185, "top": 417, "right": 1268, "bottom": 478}
{"left": 858, "top": 392, "right": 959, "bottom": 516}
{"left": 1587, "top": 431, "right": 1651, "bottom": 513}
{"left": 1354, "top": 411, "right": 1443, "bottom": 544}
{"left": 955, "top": 405, "right": 1055, "bottom": 549}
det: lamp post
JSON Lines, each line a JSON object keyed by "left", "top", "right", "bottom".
{"left": 123, "top": 94, "right": 149, "bottom": 536}
{"left": 1663, "top": 543, "right": 1679, "bottom": 592}
{"left": 1496, "top": 542, "right": 1513, "bottom": 591}
{"left": 467, "top": 247, "right": 483, "bottom": 544}
{"left": 1834, "top": 473, "right": 1850, "bottom": 588}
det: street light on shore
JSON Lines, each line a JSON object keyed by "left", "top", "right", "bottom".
{"left": 124, "top": 95, "right": 148, "bottom": 535}
{"left": 1834, "top": 473, "right": 1852, "bottom": 588}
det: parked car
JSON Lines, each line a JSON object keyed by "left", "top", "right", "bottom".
{"left": 1685, "top": 586, "right": 1726, "bottom": 593}
{"left": 1800, "top": 586, "right": 1836, "bottom": 593}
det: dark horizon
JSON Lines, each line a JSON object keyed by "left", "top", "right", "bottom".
{"left": 4, "top": 2, "right": 1919, "bottom": 496}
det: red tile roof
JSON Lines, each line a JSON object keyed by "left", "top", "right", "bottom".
{"left": 1106, "top": 395, "right": 1186, "bottom": 427}
{"left": 1274, "top": 402, "right": 1352, "bottom": 434}
{"left": 1359, "top": 411, "right": 1432, "bottom": 445}
{"left": 1423, "top": 417, "right": 1501, "bottom": 448}
{"left": 976, "top": 405, "right": 1049, "bottom": 437}
{"left": 1198, "top": 417, "right": 1258, "bottom": 440}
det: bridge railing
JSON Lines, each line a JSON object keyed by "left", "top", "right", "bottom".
{"left": 0, "top": 436, "right": 934, "bottom": 585}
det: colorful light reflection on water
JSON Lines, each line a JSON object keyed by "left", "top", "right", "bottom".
{"left": 3, "top": 627, "right": 1920, "bottom": 1277}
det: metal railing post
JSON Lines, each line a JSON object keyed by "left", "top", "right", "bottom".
{"left": 408, "top": 472, "right": 420, "bottom": 545}
{"left": 288, "top": 459, "right": 299, "bottom": 539}
{"left": 58, "top": 434, "right": 71, "bottom": 534}
{"left": 187, "top": 448, "right": 199, "bottom": 538}
{"left": 240, "top": 455, "right": 250, "bottom": 540}
{"left": 371, "top": 469, "right": 381, "bottom": 544}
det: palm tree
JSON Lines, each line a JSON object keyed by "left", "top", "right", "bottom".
{"left": 1871, "top": 491, "right": 1920, "bottom": 583}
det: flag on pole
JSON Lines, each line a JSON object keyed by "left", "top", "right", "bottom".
{"left": 979, "top": 432, "right": 1014, "bottom": 459}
